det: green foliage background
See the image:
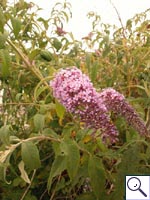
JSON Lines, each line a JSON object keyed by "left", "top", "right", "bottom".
{"left": 0, "top": 0, "right": 150, "bottom": 199}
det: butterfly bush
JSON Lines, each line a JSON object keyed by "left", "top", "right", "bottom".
{"left": 50, "top": 67, "right": 148, "bottom": 143}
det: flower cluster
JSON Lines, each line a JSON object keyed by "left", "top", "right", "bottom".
{"left": 56, "top": 26, "right": 67, "bottom": 36}
{"left": 50, "top": 67, "right": 118, "bottom": 143}
{"left": 50, "top": 67, "right": 148, "bottom": 143}
{"left": 99, "top": 88, "right": 148, "bottom": 135}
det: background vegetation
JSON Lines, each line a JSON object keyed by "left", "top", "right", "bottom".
{"left": 0, "top": 0, "right": 150, "bottom": 199}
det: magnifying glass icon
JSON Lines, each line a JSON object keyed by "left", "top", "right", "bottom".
{"left": 127, "top": 177, "right": 147, "bottom": 197}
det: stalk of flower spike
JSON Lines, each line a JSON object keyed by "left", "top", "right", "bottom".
{"left": 99, "top": 88, "right": 148, "bottom": 135}
{"left": 50, "top": 67, "right": 119, "bottom": 143}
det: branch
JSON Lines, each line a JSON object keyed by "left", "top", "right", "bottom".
{"left": 109, "top": 0, "right": 126, "bottom": 39}
{"left": 6, "top": 39, "right": 50, "bottom": 90}
{"left": 20, "top": 170, "right": 36, "bottom": 200}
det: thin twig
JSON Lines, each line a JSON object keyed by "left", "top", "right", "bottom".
{"left": 21, "top": 135, "right": 61, "bottom": 143}
{"left": 50, "top": 175, "right": 62, "bottom": 200}
{"left": 109, "top": 0, "right": 126, "bottom": 39}
{"left": 20, "top": 170, "right": 36, "bottom": 200}
{"left": 0, "top": 102, "right": 38, "bottom": 107}
{"left": 40, "top": 189, "right": 48, "bottom": 200}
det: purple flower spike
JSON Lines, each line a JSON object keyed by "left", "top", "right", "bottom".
{"left": 50, "top": 67, "right": 148, "bottom": 144}
{"left": 99, "top": 88, "right": 148, "bottom": 135}
{"left": 50, "top": 67, "right": 119, "bottom": 144}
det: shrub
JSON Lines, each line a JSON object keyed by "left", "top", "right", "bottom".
{"left": 0, "top": 1, "right": 150, "bottom": 199}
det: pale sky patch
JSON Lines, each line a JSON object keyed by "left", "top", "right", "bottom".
{"left": 8, "top": 0, "right": 150, "bottom": 39}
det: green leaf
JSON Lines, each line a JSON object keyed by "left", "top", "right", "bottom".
{"left": 33, "top": 113, "right": 45, "bottom": 131}
{"left": 47, "top": 155, "right": 67, "bottom": 191}
{"left": 61, "top": 11, "right": 69, "bottom": 22}
{"left": 42, "top": 128, "right": 59, "bottom": 139}
{"left": 0, "top": 32, "right": 8, "bottom": 49}
{"left": 0, "top": 155, "right": 11, "bottom": 183}
{"left": 18, "top": 161, "right": 31, "bottom": 184}
{"left": 67, "top": 143, "right": 80, "bottom": 180}
{"left": 52, "top": 141, "right": 62, "bottom": 156}
{"left": 85, "top": 53, "right": 92, "bottom": 70}
{"left": 0, "top": 8, "right": 5, "bottom": 33}
{"left": 13, "top": 177, "right": 23, "bottom": 187}
{"left": 96, "top": 138, "right": 107, "bottom": 152}
{"left": 0, "top": 125, "right": 11, "bottom": 145}
{"left": 40, "top": 50, "right": 53, "bottom": 61}
{"left": 11, "top": 17, "right": 22, "bottom": 38}
{"left": 37, "top": 17, "right": 49, "bottom": 30}
{"left": 34, "top": 85, "right": 48, "bottom": 101}
{"left": 52, "top": 38, "right": 62, "bottom": 52}
{"left": 29, "top": 48, "right": 41, "bottom": 60}
{"left": 0, "top": 163, "right": 9, "bottom": 183}
{"left": 60, "top": 139, "right": 80, "bottom": 180}
{"left": 88, "top": 156, "right": 105, "bottom": 199}
{"left": 55, "top": 100, "right": 65, "bottom": 125}
{"left": 90, "top": 61, "right": 98, "bottom": 83}
{"left": 0, "top": 49, "right": 11, "bottom": 78}
{"left": 21, "top": 141, "right": 41, "bottom": 170}
{"left": 115, "top": 143, "right": 142, "bottom": 197}
{"left": 126, "top": 19, "right": 132, "bottom": 29}
{"left": 55, "top": 177, "right": 66, "bottom": 192}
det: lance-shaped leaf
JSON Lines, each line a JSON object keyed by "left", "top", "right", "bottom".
{"left": 11, "top": 17, "right": 22, "bottom": 38}
{"left": 0, "top": 49, "right": 11, "bottom": 79}
{"left": 0, "top": 8, "right": 5, "bottom": 33}
{"left": 0, "top": 125, "right": 11, "bottom": 145}
{"left": 21, "top": 141, "right": 41, "bottom": 170}
{"left": 60, "top": 139, "right": 80, "bottom": 180}
{"left": 33, "top": 113, "right": 45, "bottom": 131}
{"left": 18, "top": 161, "right": 31, "bottom": 184}
{"left": 55, "top": 100, "right": 65, "bottom": 125}
{"left": 47, "top": 155, "right": 67, "bottom": 192}
{"left": 88, "top": 156, "right": 106, "bottom": 199}
{"left": 0, "top": 32, "right": 8, "bottom": 49}
{"left": 0, "top": 157, "right": 11, "bottom": 183}
{"left": 52, "top": 38, "right": 62, "bottom": 52}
